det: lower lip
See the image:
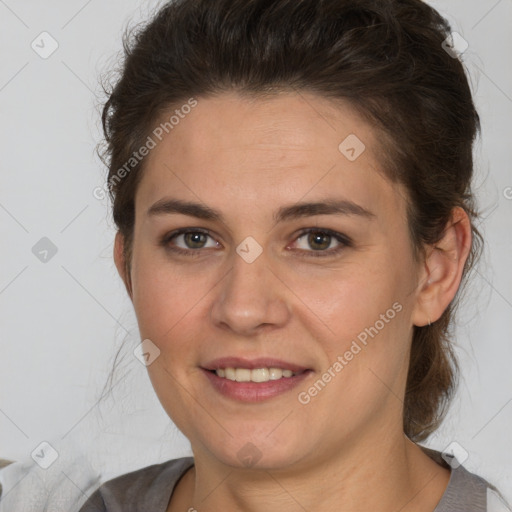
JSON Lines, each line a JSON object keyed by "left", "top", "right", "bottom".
{"left": 201, "top": 368, "right": 312, "bottom": 402}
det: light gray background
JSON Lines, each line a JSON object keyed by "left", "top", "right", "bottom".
{"left": 0, "top": 0, "right": 511, "bottom": 506}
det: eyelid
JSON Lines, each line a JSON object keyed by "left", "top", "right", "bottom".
{"left": 160, "top": 227, "right": 219, "bottom": 254}
{"left": 291, "top": 228, "right": 352, "bottom": 255}
{"left": 160, "top": 227, "right": 352, "bottom": 257}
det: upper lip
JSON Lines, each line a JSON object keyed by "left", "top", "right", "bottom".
{"left": 202, "top": 357, "right": 310, "bottom": 373}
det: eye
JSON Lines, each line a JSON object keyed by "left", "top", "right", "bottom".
{"left": 160, "top": 228, "right": 219, "bottom": 256}
{"left": 160, "top": 227, "right": 352, "bottom": 258}
{"left": 290, "top": 228, "right": 352, "bottom": 258}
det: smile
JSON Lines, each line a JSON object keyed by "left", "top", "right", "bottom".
{"left": 202, "top": 367, "right": 312, "bottom": 402}
{"left": 213, "top": 367, "right": 298, "bottom": 382}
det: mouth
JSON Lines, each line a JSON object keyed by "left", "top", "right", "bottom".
{"left": 205, "top": 367, "right": 304, "bottom": 382}
{"left": 200, "top": 357, "right": 313, "bottom": 402}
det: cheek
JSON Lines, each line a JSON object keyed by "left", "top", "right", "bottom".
{"left": 296, "top": 294, "right": 410, "bottom": 443}
{"left": 289, "top": 259, "right": 400, "bottom": 338}
{"left": 131, "top": 256, "right": 209, "bottom": 424}
{"left": 289, "top": 258, "right": 412, "bottom": 397}
{"left": 130, "top": 246, "right": 199, "bottom": 338}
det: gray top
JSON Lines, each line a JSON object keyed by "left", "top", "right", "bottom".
{"left": 77, "top": 448, "right": 509, "bottom": 512}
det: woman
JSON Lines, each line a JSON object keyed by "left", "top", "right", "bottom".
{"left": 78, "top": 0, "right": 510, "bottom": 510}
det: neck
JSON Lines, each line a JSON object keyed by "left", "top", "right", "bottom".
{"left": 170, "top": 433, "right": 450, "bottom": 512}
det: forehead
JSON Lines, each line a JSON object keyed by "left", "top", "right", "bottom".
{"left": 135, "top": 91, "right": 405, "bottom": 224}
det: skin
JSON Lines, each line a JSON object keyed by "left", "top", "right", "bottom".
{"left": 113, "top": 91, "right": 472, "bottom": 512}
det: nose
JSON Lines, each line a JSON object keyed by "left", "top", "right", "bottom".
{"left": 210, "top": 246, "right": 291, "bottom": 336}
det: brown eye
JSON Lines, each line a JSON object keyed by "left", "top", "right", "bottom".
{"left": 306, "top": 231, "right": 332, "bottom": 251}
{"left": 181, "top": 232, "right": 209, "bottom": 249}
{"left": 160, "top": 228, "right": 219, "bottom": 256}
{"left": 292, "top": 228, "right": 352, "bottom": 258}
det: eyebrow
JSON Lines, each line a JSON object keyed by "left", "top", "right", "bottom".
{"left": 147, "top": 197, "right": 375, "bottom": 223}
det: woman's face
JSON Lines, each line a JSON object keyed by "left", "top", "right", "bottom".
{"left": 120, "top": 91, "right": 427, "bottom": 470}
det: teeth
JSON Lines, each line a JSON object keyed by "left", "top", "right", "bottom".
{"left": 214, "top": 367, "right": 296, "bottom": 382}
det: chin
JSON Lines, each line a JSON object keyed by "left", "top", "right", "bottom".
{"left": 198, "top": 433, "right": 307, "bottom": 472}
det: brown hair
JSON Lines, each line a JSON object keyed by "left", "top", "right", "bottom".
{"left": 98, "top": 0, "right": 482, "bottom": 442}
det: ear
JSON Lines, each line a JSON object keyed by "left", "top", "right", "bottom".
{"left": 113, "top": 231, "right": 133, "bottom": 301}
{"left": 411, "top": 207, "right": 472, "bottom": 327}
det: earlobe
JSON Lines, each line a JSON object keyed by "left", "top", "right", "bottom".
{"left": 113, "top": 232, "right": 133, "bottom": 300}
{"left": 411, "top": 207, "right": 472, "bottom": 327}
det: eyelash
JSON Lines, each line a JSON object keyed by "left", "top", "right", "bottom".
{"left": 159, "top": 227, "right": 353, "bottom": 259}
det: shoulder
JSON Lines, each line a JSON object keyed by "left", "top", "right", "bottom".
{"left": 420, "top": 447, "right": 511, "bottom": 512}
{"left": 78, "top": 456, "right": 194, "bottom": 512}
